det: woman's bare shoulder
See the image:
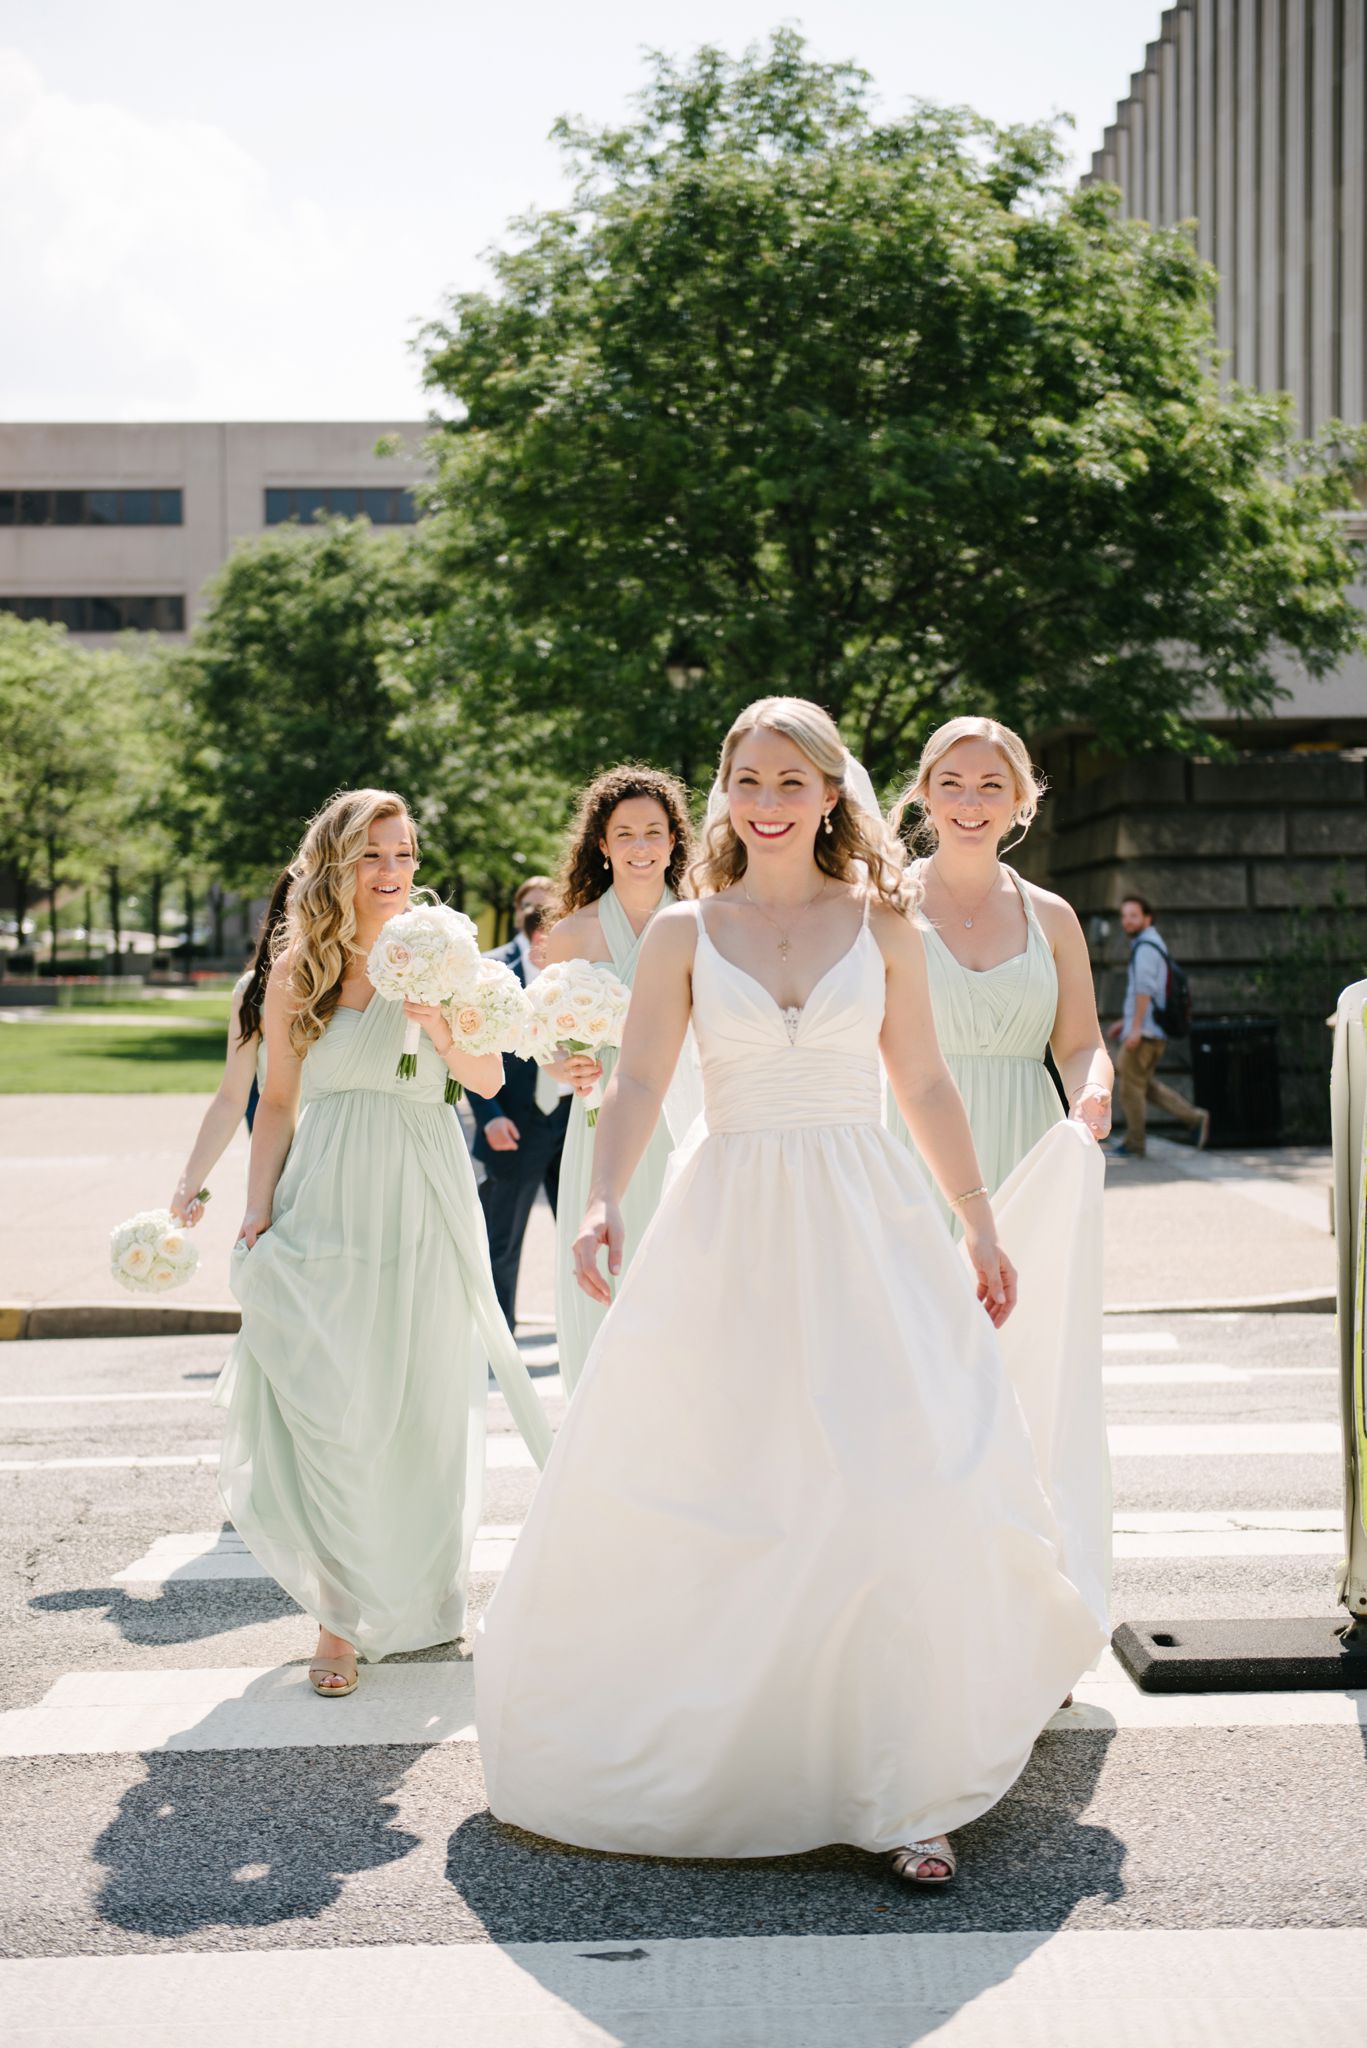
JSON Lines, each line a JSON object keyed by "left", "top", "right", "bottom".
{"left": 1018, "top": 876, "right": 1085, "bottom": 942}
{"left": 545, "top": 904, "right": 607, "bottom": 961}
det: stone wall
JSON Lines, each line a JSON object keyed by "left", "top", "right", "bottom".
{"left": 1017, "top": 745, "right": 1367, "bottom": 1135}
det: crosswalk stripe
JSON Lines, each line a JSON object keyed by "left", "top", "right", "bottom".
{"left": 1107, "top": 1422, "right": 1339, "bottom": 1457}
{"left": 0, "top": 1439, "right": 537, "bottom": 1474}
{"left": 1101, "top": 1364, "right": 1335, "bottom": 1385}
{"left": 113, "top": 1525, "right": 521, "bottom": 1583}
{"left": 0, "top": 1390, "right": 215, "bottom": 1406}
{"left": 0, "top": 1662, "right": 479, "bottom": 1755}
{"left": 1, "top": 1647, "right": 1362, "bottom": 1757}
{"left": 4, "top": 1928, "right": 1367, "bottom": 2047}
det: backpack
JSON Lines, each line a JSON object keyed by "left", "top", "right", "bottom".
{"left": 1133, "top": 935, "right": 1192, "bottom": 1039}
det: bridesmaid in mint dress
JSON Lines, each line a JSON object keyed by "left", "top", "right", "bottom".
{"left": 216, "top": 789, "right": 552, "bottom": 1696}
{"left": 544, "top": 766, "right": 697, "bottom": 1394}
{"left": 886, "top": 716, "right": 1115, "bottom": 1628}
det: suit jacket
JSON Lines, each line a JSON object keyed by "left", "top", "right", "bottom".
{"left": 468, "top": 938, "right": 570, "bottom": 1172}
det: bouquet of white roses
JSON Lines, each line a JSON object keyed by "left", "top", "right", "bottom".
{"left": 110, "top": 1208, "right": 200, "bottom": 1295}
{"left": 367, "top": 904, "right": 482, "bottom": 1089}
{"left": 438, "top": 958, "right": 534, "bottom": 1104}
{"left": 524, "top": 960, "right": 632, "bottom": 1126}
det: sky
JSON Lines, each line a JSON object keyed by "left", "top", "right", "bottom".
{"left": 1, "top": 0, "right": 1166, "bottom": 422}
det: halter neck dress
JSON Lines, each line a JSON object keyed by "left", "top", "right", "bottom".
{"left": 887, "top": 863, "right": 1111, "bottom": 1627}
{"left": 216, "top": 994, "right": 552, "bottom": 1661}
{"left": 477, "top": 897, "right": 1105, "bottom": 1857}
{"left": 554, "top": 885, "right": 697, "bottom": 1395}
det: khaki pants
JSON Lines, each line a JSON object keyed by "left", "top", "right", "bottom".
{"left": 1117, "top": 1036, "right": 1204, "bottom": 1156}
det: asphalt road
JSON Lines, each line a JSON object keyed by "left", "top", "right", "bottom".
{"left": 2, "top": 1312, "right": 1364, "bottom": 2045}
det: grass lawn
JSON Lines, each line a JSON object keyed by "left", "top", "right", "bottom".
{"left": 0, "top": 1019, "right": 229, "bottom": 1092}
{"left": 41, "top": 994, "right": 235, "bottom": 1022}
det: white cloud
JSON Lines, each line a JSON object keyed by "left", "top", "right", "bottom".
{"left": 0, "top": 50, "right": 427, "bottom": 417}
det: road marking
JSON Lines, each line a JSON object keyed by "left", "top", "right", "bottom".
{"left": 0, "top": 1390, "right": 214, "bottom": 1406}
{"left": 3, "top": 1647, "right": 1363, "bottom": 1757}
{"left": 0, "top": 1661, "right": 479, "bottom": 1756}
{"left": 5, "top": 1930, "right": 1367, "bottom": 2046}
{"left": 114, "top": 1525, "right": 522, "bottom": 1584}
{"left": 1102, "top": 1332, "right": 1180, "bottom": 1352}
{"left": 0, "top": 1439, "right": 537, "bottom": 1473}
{"left": 1101, "top": 1364, "right": 1336, "bottom": 1385}
{"left": 1107, "top": 1422, "right": 1339, "bottom": 1457}
{"left": 0, "top": 1453, "right": 220, "bottom": 1472}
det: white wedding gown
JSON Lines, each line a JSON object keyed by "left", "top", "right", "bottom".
{"left": 476, "top": 905, "right": 1107, "bottom": 1857}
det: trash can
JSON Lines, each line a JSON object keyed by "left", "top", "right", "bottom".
{"left": 1187, "top": 1016, "right": 1282, "bottom": 1147}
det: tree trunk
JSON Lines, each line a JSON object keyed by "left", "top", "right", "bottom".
{"left": 13, "top": 862, "right": 30, "bottom": 948}
{"left": 108, "top": 864, "right": 122, "bottom": 976}
{"left": 183, "top": 881, "right": 195, "bottom": 981}
{"left": 83, "top": 886, "right": 93, "bottom": 964}
{"left": 208, "top": 880, "right": 225, "bottom": 958}
{"left": 149, "top": 873, "right": 163, "bottom": 954}
{"left": 46, "top": 836, "right": 60, "bottom": 964}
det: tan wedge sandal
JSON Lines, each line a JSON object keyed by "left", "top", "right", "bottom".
{"left": 308, "top": 1654, "right": 358, "bottom": 1697}
{"left": 889, "top": 1836, "right": 957, "bottom": 1887}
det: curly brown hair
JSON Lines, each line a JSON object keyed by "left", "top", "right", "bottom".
{"left": 553, "top": 765, "right": 694, "bottom": 919}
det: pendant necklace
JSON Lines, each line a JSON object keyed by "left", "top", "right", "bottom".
{"left": 930, "top": 856, "right": 1001, "bottom": 931}
{"left": 740, "top": 877, "right": 828, "bottom": 959}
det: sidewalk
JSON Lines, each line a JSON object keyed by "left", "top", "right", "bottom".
{"left": 0, "top": 1096, "right": 1334, "bottom": 1334}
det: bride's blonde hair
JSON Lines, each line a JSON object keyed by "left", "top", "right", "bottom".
{"left": 689, "top": 696, "right": 915, "bottom": 913}
{"left": 278, "top": 787, "right": 418, "bottom": 1058}
{"left": 889, "top": 716, "right": 1044, "bottom": 855}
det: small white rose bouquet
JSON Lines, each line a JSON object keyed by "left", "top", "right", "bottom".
{"left": 438, "top": 958, "right": 534, "bottom": 1104}
{"left": 110, "top": 1208, "right": 200, "bottom": 1295}
{"left": 366, "top": 904, "right": 482, "bottom": 1092}
{"left": 525, "top": 960, "right": 632, "bottom": 1125}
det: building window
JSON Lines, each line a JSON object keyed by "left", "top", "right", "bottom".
{"left": 0, "top": 595, "right": 186, "bottom": 632}
{"left": 0, "top": 488, "right": 184, "bottom": 526}
{"left": 263, "top": 485, "right": 419, "bottom": 526}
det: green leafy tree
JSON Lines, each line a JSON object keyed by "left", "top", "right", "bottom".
{"left": 0, "top": 614, "right": 123, "bottom": 962}
{"left": 184, "top": 519, "right": 430, "bottom": 884}
{"left": 420, "top": 31, "right": 1366, "bottom": 789}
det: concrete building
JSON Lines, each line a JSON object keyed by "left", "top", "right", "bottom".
{"left": 0, "top": 421, "right": 430, "bottom": 638}
{"left": 1018, "top": 0, "right": 1367, "bottom": 1137}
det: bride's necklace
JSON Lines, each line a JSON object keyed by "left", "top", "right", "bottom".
{"left": 930, "top": 856, "right": 1001, "bottom": 930}
{"left": 739, "top": 876, "right": 828, "bottom": 959}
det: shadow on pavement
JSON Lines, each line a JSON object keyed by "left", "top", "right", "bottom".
{"left": 92, "top": 1745, "right": 423, "bottom": 1934}
{"left": 30, "top": 1579, "right": 300, "bottom": 1647}
{"left": 446, "top": 1732, "right": 1122, "bottom": 2039}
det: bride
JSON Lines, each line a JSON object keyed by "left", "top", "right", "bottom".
{"left": 476, "top": 697, "right": 1105, "bottom": 1885}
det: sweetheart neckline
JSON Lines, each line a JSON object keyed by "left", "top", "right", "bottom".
{"left": 698, "top": 922, "right": 874, "bottom": 1027}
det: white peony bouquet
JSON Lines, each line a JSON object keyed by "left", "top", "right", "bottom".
{"left": 438, "top": 958, "right": 534, "bottom": 1103}
{"left": 110, "top": 1209, "right": 200, "bottom": 1295}
{"left": 524, "top": 960, "right": 632, "bottom": 1125}
{"left": 367, "top": 904, "right": 482, "bottom": 1093}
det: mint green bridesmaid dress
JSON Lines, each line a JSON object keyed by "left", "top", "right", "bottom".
{"left": 886, "top": 862, "right": 1112, "bottom": 1628}
{"left": 887, "top": 866, "right": 1062, "bottom": 1230}
{"left": 216, "top": 994, "right": 552, "bottom": 1660}
{"left": 554, "top": 886, "right": 680, "bottom": 1396}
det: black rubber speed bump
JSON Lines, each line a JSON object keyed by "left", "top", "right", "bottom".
{"left": 1113, "top": 1618, "right": 1367, "bottom": 1693}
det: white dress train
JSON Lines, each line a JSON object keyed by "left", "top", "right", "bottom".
{"left": 476, "top": 905, "right": 1106, "bottom": 1857}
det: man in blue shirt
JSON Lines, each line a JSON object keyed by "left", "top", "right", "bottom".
{"left": 1106, "top": 894, "right": 1210, "bottom": 1157}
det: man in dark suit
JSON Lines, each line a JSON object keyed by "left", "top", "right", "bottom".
{"left": 468, "top": 875, "right": 570, "bottom": 1330}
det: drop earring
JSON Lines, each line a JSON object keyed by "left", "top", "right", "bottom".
{"left": 603, "top": 855, "right": 611, "bottom": 870}
{"left": 823, "top": 812, "right": 834, "bottom": 836}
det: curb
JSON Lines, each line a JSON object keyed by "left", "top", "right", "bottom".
{"left": 1103, "top": 1289, "right": 1335, "bottom": 1317}
{"left": 0, "top": 1302, "right": 241, "bottom": 1341}
{"left": 0, "top": 1292, "right": 1336, "bottom": 1339}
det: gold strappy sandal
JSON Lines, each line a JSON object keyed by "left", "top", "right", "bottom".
{"left": 308, "top": 1653, "right": 358, "bottom": 1697}
{"left": 889, "top": 1836, "right": 957, "bottom": 1886}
